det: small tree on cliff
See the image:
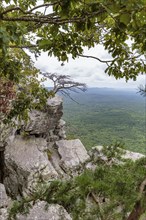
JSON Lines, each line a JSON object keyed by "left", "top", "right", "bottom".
{"left": 42, "top": 72, "right": 87, "bottom": 99}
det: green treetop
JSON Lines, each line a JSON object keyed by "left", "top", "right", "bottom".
{"left": 0, "top": 0, "right": 146, "bottom": 81}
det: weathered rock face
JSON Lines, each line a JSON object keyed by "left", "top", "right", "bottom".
{"left": 0, "top": 183, "right": 10, "bottom": 220}
{"left": 0, "top": 115, "right": 16, "bottom": 153}
{"left": 4, "top": 137, "right": 90, "bottom": 199}
{"left": 55, "top": 139, "right": 90, "bottom": 172}
{"left": 23, "top": 95, "right": 64, "bottom": 141}
{"left": 0, "top": 123, "right": 16, "bottom": 183}
{"left": 4, "top": 137, "right": 90, "bottom": 198}
{"left": 4, "top": 136, "right": 58, "bottom": 198}
{"left": 2, "top": 95, "right": 66, "bottom": 197}
{"left": 16, "top": 201, "right": 72, "bottom": 220}
{"left": 0, "top": 183, "right": 9, "bottom": 208}
{"left": 3, "top": 96, "right": 90, "bottom": 199}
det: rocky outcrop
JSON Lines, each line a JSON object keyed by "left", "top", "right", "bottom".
{"left": 4, "top": 136, "right": 58, "bottom": 198}
{"left": 23, "top": 95, "right": 64, "bottom": 141}
{"left": 0, "top": 95, "right": 65, "bottom": 184}
{"left": 3, "top": 96, "right": 90, "bottom": 199}
{"left": 1, "top": 94, "right": 145, "bottom": 220}
{"left": 16, "top": 201, "right": 72, "bottom": 220}
{"left": 92, "top": 146, "right": 144, "bottom": 162}
{"left": 0, "top": 184, "right": 72, "bottom": 220}
{"left": 4, "top": 137, "right": 90, "bottom": 198}
{"left": 122, "top": 149, "right": 145, "bottom": 161}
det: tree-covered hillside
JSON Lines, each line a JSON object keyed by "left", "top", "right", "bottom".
{"left": 63, "top": 88, "right": 145, "bottom": 154}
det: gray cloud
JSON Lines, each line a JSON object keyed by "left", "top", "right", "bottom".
{"left": 33, "top": 48, "right": 145, "bottom": 90}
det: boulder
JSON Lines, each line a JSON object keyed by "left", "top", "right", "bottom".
{"left": 4, "top": 136, "right": 58, "bottom": 198}
{"left": 0, "top": 208, "right": 8, "bottom": 220}
{"left": 47, "top": 95, "right": 63, "bottom": 107}
{"left": 92, "top": 146, "right": 145, "bottom": 162}
{"left": 23, "top": 95, "right": 63, "bottom": 137}
{"left": 16, "top": 201, "right": 72, "bottom": 220}
{"left": 55, "top": 119, "right": 66, "bottom": 139}
{"left": 55, "top": 139, "right": 90, "bottom": 171}
{"left": 123, "top": 150, "right": 145, "bottom": 161}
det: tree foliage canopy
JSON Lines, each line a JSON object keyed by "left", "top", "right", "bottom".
{"left": 0, "top": 0, "right": 146, "bottom": 81}
{"left": 0, "top": 48, "right": 53, "bottom": 122}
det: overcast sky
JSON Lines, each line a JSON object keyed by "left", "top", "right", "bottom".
{"left": 32, "top": 45, "right": 145, "bottom": 91}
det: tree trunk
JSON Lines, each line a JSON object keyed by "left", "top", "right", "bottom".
{"left": 127, "top": 178, "right": 146, "bottom": 220}
{"left": 127, "top": 200, "right": 145, "bottom": 220}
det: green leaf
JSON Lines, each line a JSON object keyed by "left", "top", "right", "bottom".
{"left": 5, "top": 0, "right": 11, "bottom": 3}
{"left": 120, "top": 14, "right": 131, "bottom": 25}
{"left": 38, "top": 39, "right": 49, "bottom": 48}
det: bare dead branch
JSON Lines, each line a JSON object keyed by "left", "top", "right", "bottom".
{"left": 41, "top": 72, "right": 87, "bottom": 102}
{"left": 59, "top": 90, "right": 80, "bottom": 104}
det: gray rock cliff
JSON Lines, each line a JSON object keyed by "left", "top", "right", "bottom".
{"left": 0, "top": 95, "right": 144, "bottom": 220}
{"left": 16, "top": 201, "right": 72, "bottom": 220}
{"left": 0, "top": 95, "right": 90, "bottom": 219}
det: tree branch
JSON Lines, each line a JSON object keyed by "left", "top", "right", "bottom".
{"left": 78, "top": 54, "right": 113, "bottom": 64}
{"left": 8, "top": 44, "right": 37, "bottom": 49}
{"left": 90, "top": 192, "right": 104, "bottom": 220}
{"left": 0, "top": 9, "right": 105, "bottom": 25}
{"left": 1, "top": 7, "right": 26, "bottom": 15}
{"left": 59, "top": 90, "right": 80, "bottom": 104}
{"left": 0, "top": 2, "right": 60, "bottom": 16}
{"left": 27, "top": 2, "right": 60, "bottom": 13}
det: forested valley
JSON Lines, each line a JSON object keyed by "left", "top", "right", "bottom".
{"left": 63, "top": 88, "right": 145, "bottom": 154}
